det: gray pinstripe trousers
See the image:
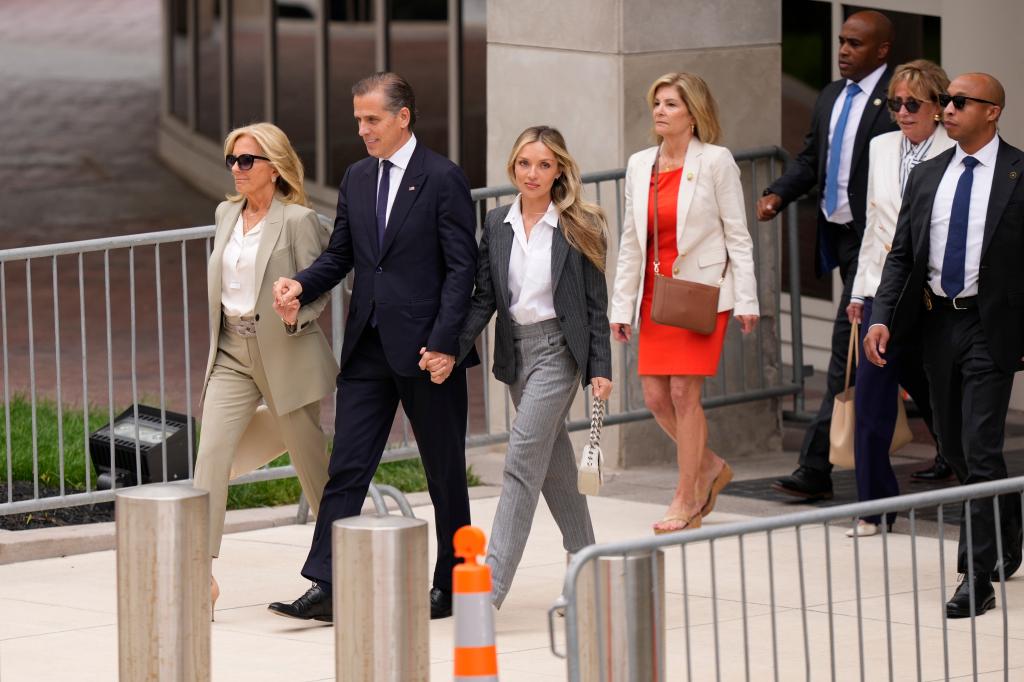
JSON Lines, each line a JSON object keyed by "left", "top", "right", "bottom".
{"left": 486, "top": 319, "right": 596, "bottom": 607}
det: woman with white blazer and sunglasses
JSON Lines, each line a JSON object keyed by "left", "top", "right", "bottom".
{"left": 845, "top": 60, "right": 953, "bottom": 537}
{"left": 609, "top": 73, "right": 759, "bottom": 534}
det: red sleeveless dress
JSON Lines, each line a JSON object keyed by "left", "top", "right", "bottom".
{"left": 637, "top": 166, "right": 730, "bottom": 376}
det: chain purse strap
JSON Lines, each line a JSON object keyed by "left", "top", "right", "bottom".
{"left": 588, "top": 394, "right": 605, "bottom": 449}
{"left": 650, "top": 146, "right": 729, "bottom": 282}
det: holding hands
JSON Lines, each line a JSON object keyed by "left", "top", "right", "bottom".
{"left": 272, "top": 277, "right": 303, "bottom": 325}
{"left": 418, "top": 347, "right": 456, "bottom": 384}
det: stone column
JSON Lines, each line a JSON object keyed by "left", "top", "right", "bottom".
{"left": 487, "top": 0, "right": 783, "bottom": 467}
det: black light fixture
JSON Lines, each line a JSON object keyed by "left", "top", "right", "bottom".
{"left": 89, "top": 405, "right": 196, "bottom": 489}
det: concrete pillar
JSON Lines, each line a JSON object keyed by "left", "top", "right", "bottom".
{"left": 486, "top": 0, "right": 784, "bottom": 466}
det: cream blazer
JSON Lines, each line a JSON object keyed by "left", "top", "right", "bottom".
{"left": 609, "top": 140, "right": 760, "bottom": 327}
{"left": 201, "top": 196, "right": 339, "bottom": 417}
{"left": 852, "top": 126, "right": 954, "bottom": 300}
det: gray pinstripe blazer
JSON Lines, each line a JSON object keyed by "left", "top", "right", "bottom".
{"left": 457, "top": 203, "right": 612, "bottom": 387}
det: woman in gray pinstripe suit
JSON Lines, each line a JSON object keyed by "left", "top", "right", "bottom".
{"left": 424, "top": 126, "right": 612, "bottom": 608}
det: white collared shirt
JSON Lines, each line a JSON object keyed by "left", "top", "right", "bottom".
{"left": 376, "top": 134, "right": 417, "bottom": 227}
{"left": 221, "top": 213, "right": 264, "bottom": 316}
{"left": 507, "top": 196, "right": 559, "bottom": 325}
{"left": 821, "top": 63, "right": 887, "bottom": 224}
{"left": 928, "top": 134, "right": 1000, "bottom": 298}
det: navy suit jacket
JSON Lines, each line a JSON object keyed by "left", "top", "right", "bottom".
{"left": 294, "top": 141, "right": 480, "bottom": 376}
{"left": 870, "top": 139, "right": 1024, "bottom": 373}
{"left": 766, "top": 68, "right": 897, "bottom": 275}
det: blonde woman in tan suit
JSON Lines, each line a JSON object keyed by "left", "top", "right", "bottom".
{"left": 609, "top": 73, "right": 759, "bottom": 534}
{"left": 194, "top": 123, "right": 338, "bottom": 613}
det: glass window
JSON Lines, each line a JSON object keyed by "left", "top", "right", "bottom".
{"left": 231, "top": 0, "right": 266, "bottom": 128}
{"left": 460, "top": 0, "right": 486, "bottom": 188}
{"left": 326, "top": 0, "right": 377, "bottom": 186}
{"left": 275, "top": 1, "right": 318, "bottom": 181}
{"left": 196, "top": 0, "right": 224, "bottom": 142}
{"left": 388, "top": 0, "right": 449, "bottom": 161}
{"left": 780, "top": 0, "right": 832, "bottom": 300}
{"left": 170, "top": 0, "right": 189, "bottom": 122}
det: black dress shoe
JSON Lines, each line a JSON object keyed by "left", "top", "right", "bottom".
{"left": 946, "top": 575, "right": 996, "bottom": 619}
{"left": 910, "top": 457, "right": 954, "bottom": 482}
{"left": 430, "top": 586, "right": 453, "bottom": 620}
{"left": 268, "top": 584, "right": 333, "bottom": 622}
{"left": 992, "top": 549, "right": 1022, "bottom": 582}
{"left": 771, "top": 466, "right": 833, "bottom": 501}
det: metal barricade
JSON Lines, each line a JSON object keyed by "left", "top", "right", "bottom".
{"left": 0, "top": 147, "right": 804, "bottom": 518}
{"left": 551, "top": 476, "right": 1024, "bottom": 682}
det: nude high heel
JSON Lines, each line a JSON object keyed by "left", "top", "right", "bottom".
{"left": 210, "top": 575, "right": 220, "bottom": 622}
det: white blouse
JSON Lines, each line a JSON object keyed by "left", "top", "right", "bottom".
{"left": 506, "top": 196, "right": 558, "bottom": 326}
{"left": 220, "top": 213, "right": 264, "bottom": 316}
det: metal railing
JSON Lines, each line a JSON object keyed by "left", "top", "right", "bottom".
{"left": 550, "top": 476, "right": 1024, "bottom": 682}
{"left": 0, "top": 146, "right": 803, "bottom": 517}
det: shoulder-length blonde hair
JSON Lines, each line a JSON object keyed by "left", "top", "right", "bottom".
{"left": 646, "top": 72, "right": 722, "bottom": 144}
{"left": 223, "top": 122, "right": 309, "bottom": 207}
{"left": 506, "top": 126, "right": 608, "bottom": 272}
{"left": 887, "top": 59, "right": 950, "bottom": 117}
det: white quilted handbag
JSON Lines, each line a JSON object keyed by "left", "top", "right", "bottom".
{"left": 577, "top": 395, "right": 605, "bottom": 496}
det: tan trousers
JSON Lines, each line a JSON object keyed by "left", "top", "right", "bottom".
{"left": 193, "top": 327, "right": 329, "bottom": 558}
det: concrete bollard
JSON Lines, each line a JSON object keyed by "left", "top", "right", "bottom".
{"left": 575, "top": 550, "right": 665, "bottom": 681}
{"left": 333, "top": 514, "right": 430, "bottom": 682}
{"left": 116, "top": 484, "right": 210, "bottom": 682}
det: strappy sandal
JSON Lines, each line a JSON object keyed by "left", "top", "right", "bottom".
{"left": 700, "top": 462, "right": 734, "bottom": 518}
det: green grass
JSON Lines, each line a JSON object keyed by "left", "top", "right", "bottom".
{"left": 1, "top": 395, "right": 481, "bottom": 509}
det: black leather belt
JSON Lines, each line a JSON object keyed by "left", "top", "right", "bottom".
{"left": 923, "top": 288, "right": 977, "bottom": 311}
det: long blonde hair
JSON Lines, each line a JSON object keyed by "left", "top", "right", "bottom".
{"left": 223, "top": 122, "right": 309, "bottom": 207}
{"left": 505, "top": 126, "right": 607, "bottom": 272}
{"left": 646, "top": 72, "right": 722, "bottom": 144}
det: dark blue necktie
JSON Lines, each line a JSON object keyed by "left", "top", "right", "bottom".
{"left": 940, "top": 156, "right": 980, "bottom": 299}
{"left": 824, "top": 82, "right": 861, "bottom": 216}
{"left": 376, "top": 159, "right": 393, "bottom": 249}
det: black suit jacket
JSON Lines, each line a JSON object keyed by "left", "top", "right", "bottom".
{"left": 767, "top": 68, "right": 898, "bottom": 275}
{"left": 456, "top": 204, "right": 613, "bottom": 388}
{"left": 871, "top": 139, "right": 1024, "bottom": 373}
{"left": 295, "top": 141, "right": 480, "bottom": 376}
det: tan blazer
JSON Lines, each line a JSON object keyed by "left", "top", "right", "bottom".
{"left": 852, "top": 126, "right": 954, "bottom": 300}
{"left": 201, "top": 196, "right": 339, "bottom": 417}
{"left": 609, "top": 140, "right": 760, "bottom": 327}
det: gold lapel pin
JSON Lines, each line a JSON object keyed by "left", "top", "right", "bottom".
{"left": 873, "top": 98, "right": 882, "bottom": 106}
{"left": 686, "top": 172, "right": 694, "bottom": 181}
{"left": 1010, "top": 171, "right": 1019, "bottom": 180}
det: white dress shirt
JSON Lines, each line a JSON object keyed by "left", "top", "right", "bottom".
{"left": 376, "top": 134, "right": 417, "bottom": 226}
{"left": 506, "top": 196, "right": 558, "bottom": 325}
{"left": 928, "top": 135, "right": 999, "bottom": 298}
{"left": 821, "top": 63, "right": 887, "bottom": 224}
{"left": 220, "top": 213, "right": 265, "bottom": 316}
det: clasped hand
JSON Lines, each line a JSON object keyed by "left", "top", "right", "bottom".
{"left": 418, "top": 347, "right": 456, "bottom": 384}
{"left": 272, "top": 277, "right": 303, "bottom": 326}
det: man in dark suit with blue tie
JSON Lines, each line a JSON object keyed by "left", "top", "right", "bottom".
{"left": 865, "top": 73, "right": 1023, "bottom": 618}
{"left": 268, "top": 72, "right": 478, "bottom": 621}
{"left": 757, "top": 10, "right": 901, "bottom": 500}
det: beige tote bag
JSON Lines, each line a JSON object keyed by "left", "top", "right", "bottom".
{"left": 829, "top": 321, "right": 914, "bottom": 469}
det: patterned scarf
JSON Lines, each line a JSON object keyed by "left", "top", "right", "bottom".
{"left": 898, "top": 129, "right": 936, "bottom": 195}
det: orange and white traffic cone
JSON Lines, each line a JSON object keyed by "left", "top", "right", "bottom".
{"left": 453, "top": 526, "right": 498, "bottom": 682}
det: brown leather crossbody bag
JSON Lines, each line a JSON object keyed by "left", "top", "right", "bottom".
{"left": 649, "top": 149, "right": 728, "bottom": 335}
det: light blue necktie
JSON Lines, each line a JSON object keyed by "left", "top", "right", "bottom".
{"left": 940, "top": 156, "right": 980, "bottom": 299}
{"left": 824, "top": 82, "right": 862, "bottom": 217}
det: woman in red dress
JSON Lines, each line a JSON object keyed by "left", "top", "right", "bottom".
{"left": 609, "top": 73, "right": 760, "bottom": 533}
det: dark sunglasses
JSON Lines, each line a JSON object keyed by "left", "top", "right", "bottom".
{"left": 938, "top": 93, "right": 999, "bottom": 110}
{"left": 225, "top": 153, "right": 271, "bottom": 171}
{"left": 886, "top": 96, "right": 930, "bottom": 114}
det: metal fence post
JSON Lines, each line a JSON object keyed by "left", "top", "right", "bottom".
{"left": 115, "top": 484, "right": 210, "bottom": 682}
{"left": 575, "top": 549, "right": 665, "bottom": 681}
{"left": 333, "top": 514, "right": 430, "bottom": 682}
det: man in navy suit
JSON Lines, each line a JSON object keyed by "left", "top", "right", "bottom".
{"left": 756, "top": 10, "right": 903, "bottom": 500}
{"left": 865, "top": 73, "right": 1023, "bottom": 617}
{"left": 268, "top": 72, "right": 478, "bottom": 621}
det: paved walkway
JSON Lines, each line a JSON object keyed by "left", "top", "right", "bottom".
{"left": 2, "top": 439, "right": 1023, "bottom": 681}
